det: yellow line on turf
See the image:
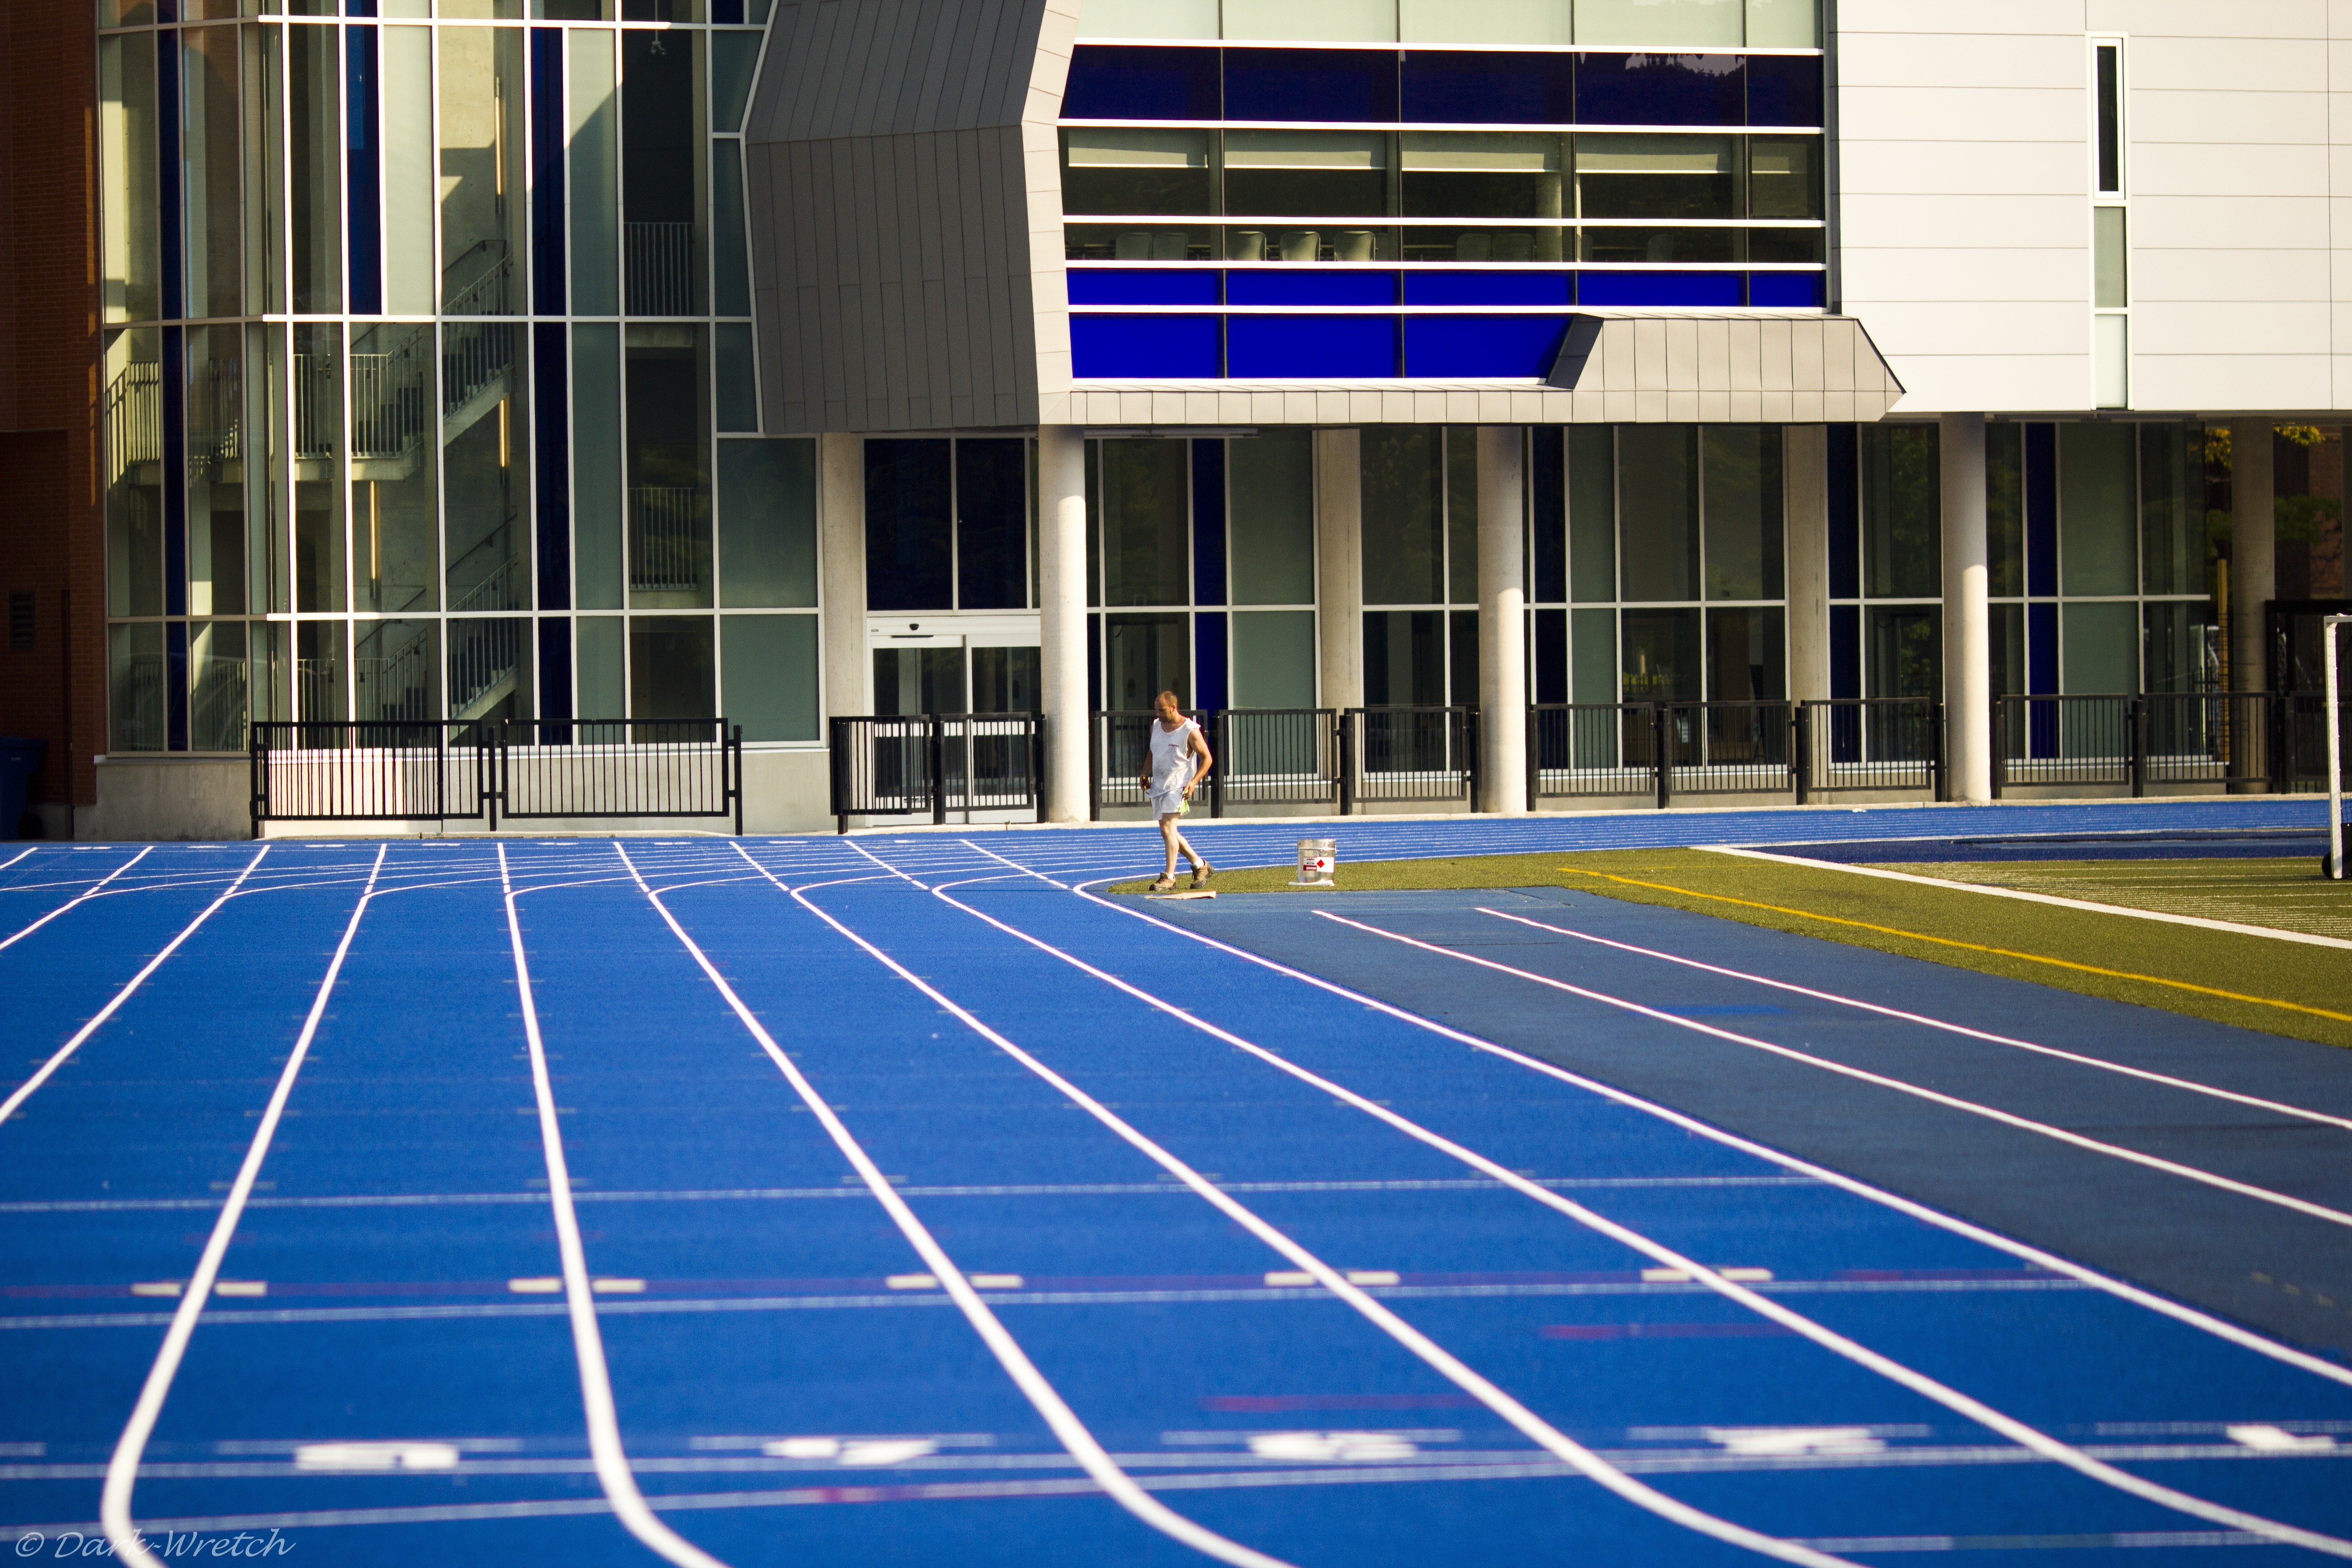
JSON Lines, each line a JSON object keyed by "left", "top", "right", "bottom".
{"left": 1557, "top": 867, "right": 2352, "bottom": 1026}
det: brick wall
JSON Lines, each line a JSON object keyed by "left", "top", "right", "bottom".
{"left": 0, "top": 1, "right": 102, "bottom": 814}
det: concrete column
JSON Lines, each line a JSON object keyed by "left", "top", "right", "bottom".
{"left": 1784, "top": 425, "right": 1832, "bottom": 704}
{"left": 1940, "top": 412, "right": 1992, "bottom": 803}
{"left": 818, "top": 432, "right": 866, "bottom": 726}
{"left": 1314, "top": 428, "right": 1363, "bottom": 710}
{"left": 1477, "top": 426, "right": 1528, "bottom": 814}
{"left": 2231, "top": 418, "right": 2275, "bottom": 693}
{"left": 1038, "top": 424, "right": 1090, "bottom": 822}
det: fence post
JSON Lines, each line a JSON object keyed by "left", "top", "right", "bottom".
{"left": 1524, "top": 707, "right": 1539, "bottom": 813}
{"left": 1931, "top": 702, "right": 1948, "bottom": 803}
{"left": 1792, "top": 703, "right": 1811, "bottom": 806}
{"left": 1653, "top": 705, "right": 1671, "bottom": 809}
{"left": 1339, "top": 710, "right": 1357, "bottom": 814}
{"left": 2269, "top": 691, "right": 2288, "bottom": 795}
{"left": 928, "top": 713, "right": 947, "bottom": 826}
{"left": 1465, "top": 707, "right": 1481, "bottom": 808}
{"left": 1088, "top": 713, "right": 1101, "bottom": 822}
{"left": 731, "top": 725, "right": 745, "bottom": 836}
{"left": 1211, "top": 709, "right": 1226, "bottom": 819}
{"left": 249, "top": 727, "right": 264, "bottom": 840}
{"left": 1032, "top": 713, "right": 1048, "bottom": 824}
{"left": 1991, "top": 700, "right": 2006, "bottom": 800}
{"left": 2129, "top": 696, "right": 2147, "bottom": 798}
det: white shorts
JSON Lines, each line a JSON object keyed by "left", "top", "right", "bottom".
{"left": 1149, "top": 789, "right": 1187, "bottom": 818}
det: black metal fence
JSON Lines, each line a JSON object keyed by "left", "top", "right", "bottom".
{"left": 1529, "top": 699, "right": 1941, "bottom": 807}
{"left": 1214, "top": 709, "right": 1341, "bottom": 812}
{"left": 1993, "top": 693, "right": 2281, "bottom": 796}
{"left": 1349, "top": 706, "right": 1478, "bottom": 804}
{"left": 251, "top": 719, "right": 741, "bottom": 836}
{"left": 1088, "top": 707, "right": 1468, "bottom": 816}
{"left": 829, "top": 713, "right": 1046, "bottom": 832}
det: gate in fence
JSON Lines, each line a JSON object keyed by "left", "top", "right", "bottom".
{"left": 251, "top": 719, "right": 744, "bottom": 836}
{"left": 828, "top": 713, "right": 1046, "bottom": 833}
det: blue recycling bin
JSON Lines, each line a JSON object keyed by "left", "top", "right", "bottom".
{"left": 0, "top": 737, "right": 47, "bottom": 840}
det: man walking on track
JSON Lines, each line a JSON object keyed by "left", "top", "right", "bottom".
{"left": 1142, "top": 690, "right": 1214, "bottom": 892}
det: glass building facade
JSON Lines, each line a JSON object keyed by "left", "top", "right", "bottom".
{"left": 98, "top": 0, "right": 821, "bottom": 756}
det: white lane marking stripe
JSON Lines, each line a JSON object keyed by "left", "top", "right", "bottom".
{"left": 0, "top": 845, "right": 36, "bottom": 876}
{"left": 1702, "top": 845, "right": 2352, "bottom": 951}
{"left": 1049, "top": 866, "right": 2352, "bottom": 1398}
{"left": 100, "top": 844, "right": 386, "bottom": 1567}
{"left": 501, "top": 845, "right": 734, "bottom": 1568}
{"left": 696, "top": 844, "right": 1296, "bottom": 1568}
{"left": 1322, "top": 909, "right": 2352, "bottom": 1235}
{"left": 835, "top": 847, "right": 1865, "bottom": 1568}
{"left": 1475, "top": 907, "right": 2352, "bottom": 1134}
{"left": 928, "top": 850, "right": 2352, "bottom": 1557}
{"left": 0, "top": 845, "right": 261, "bottom": 1129}
{"left": 0, "top": 847, "right": 152, "bottom": 954}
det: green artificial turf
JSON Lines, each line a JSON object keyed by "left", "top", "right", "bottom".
{"left": 1114, "top": 849, "right": 2352, "bottom": 1050}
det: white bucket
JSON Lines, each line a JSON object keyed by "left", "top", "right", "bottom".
{"left": 1291, "top": 838, "right": 1337, "bottom": 888}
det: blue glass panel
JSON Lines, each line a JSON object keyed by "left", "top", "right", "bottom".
{"left": 1069, "top": 269, "right": 1220, "bottom": 306}
{"left": 1577, "top": 271, "right": 1739, "bottom": 306}
{"left": 2025, "top": 423, "right": 2058, "bottom": 598}
{"left": 166, "top": 621, "right": 188, "bottom": 753}
{"left": 1401, "top": 50, "right": 1573, "bottom": 124}
{"left": 1830, "top": 603, "right": 1860, "bottom": 705}
{"left": 539, "top": 619, "right": 573, "bottom": 730}
{"left": 1227, "top": 270, "right": 1395, "bottom": 306}
{"left": 530, "top": 29, "right": 566, "bottom": 316}
{"left": 1194, "top": 612, "right": 1229, "bottom": 710}
{"left": 1063, "top": 45, "right": 1221, "bottom": 120}
{"left": 162, "top": 328, "right": 186, "bottom": 617}
{"left": 866, "top": 440, "right": 953, "bottom": 610}
{"left": 1746, "top": 54, "right": 1823, "bottom": 127}
{"left": 534, "top": 324, "right": 571, "bottom": 610}
{"left": 344, "top": 29, "right": 382, "bottom": 314}
{"left": 1531, "top": 428, "right": 1566, "bottom": 603}
{"left": 1192, "top": 440, "right": 1227, "bottom": 606}
{"left": 2028, "top": 600, "right": 2059, "bottom": 701}
{"left": 1072, "top": 315, "right": 1221, "bottom": 377}
{"left": 1227, "top": 314, "right": 1396, "bottom": 377}
{"left": 710, "top": 0, "right": 745, "bottom": 20}
{"left": 1402, "top": 314, "right": 1569, "bottom": 377}
{"left": 1575, "top": 53, "right": 1743, "bottom": 127}
{"left": 1225, "top": 48, "right": 1398, "bottom": 122}
{"left": 1535, "top": 607, "right": 1568, "bottom": 705}
{"left": 1401, "top": 270, "right": 1572, "bottom": 305}
{"left": 158, "top": 32, "right": 182, "bottom": 319}
{"left": 1748, "top": 271, "right": 1823, "bottom": 308}
{"left": 1827, "top": 423, "right": 1858, "bottom": 600}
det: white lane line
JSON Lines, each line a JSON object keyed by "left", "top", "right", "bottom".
{"left": 912, "top": 852, "right": 2352, "bottom": 1558}
{"left": 0, "top": 845, "right": 36, "bottom": 877}
{"left": 500, "top": 845, "right": 733, "bottom": 1568}
{"left": 99, "top": 845, "right": 387, "bottom": 1567}
{"left": 0, "top": 847, "right": 152, "bottom": 954}
{"left": 824, "top": 847, "right": 1864, "bottom": 1568}
{"left": 645, "top": 844, "right": 1295, "bottom": 1568}
{"left": 1475, "top": 907, "right": 2352, "bottom": 1135}
{"left": 0, "top": 845, "right": 265, "bottom": 1129}
{"left": 1048, "top": 866, "right": 2352, "bottom": 1399}
{"left": 1323, "top": 909, "right": 2352, "bottom": 1235}
{"left": 1705, "top": 845, "right": 2352, "bottom": 951}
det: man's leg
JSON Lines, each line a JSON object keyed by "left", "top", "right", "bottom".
{"left": 1158, "top": 813, "right": 1182, "bottom": 882}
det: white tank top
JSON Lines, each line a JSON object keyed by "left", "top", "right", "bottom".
{"left": 1147, "top": 718, "right": 1197, "bottom": 794}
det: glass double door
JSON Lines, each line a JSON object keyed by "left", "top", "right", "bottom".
{"left": 869, "top": 629, "right": 1039, "bottom": 813}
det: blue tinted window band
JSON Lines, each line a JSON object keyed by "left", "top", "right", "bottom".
{"left": 1068, "top": 269, "right": 1221, "bottom": 306}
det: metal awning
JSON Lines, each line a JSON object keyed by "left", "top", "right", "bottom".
{"left": 1546, "top": 313, "right": 1904, "bottom": 423}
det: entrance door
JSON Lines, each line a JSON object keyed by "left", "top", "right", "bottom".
{"left": 867, "top": 621, "right": 1040, "bottom": 818}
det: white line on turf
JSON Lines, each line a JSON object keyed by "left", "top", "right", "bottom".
{"left": 0, "top": 846, "right": 152, "bottom": 954}
{"left": 0, "top": 844, "right": 265, "bottom": 1129}
{"left": 909, "top": 848, "right": 2352, "bottom": 1555}
{"left": 817, "top": 844, "right": 1866, "bottom": 1568}
{"left": 100, "top": 844, "right": 387, "bottom": 1567}
{"left": 494, "top": 846, "right": 734, "bottom": 1568}
{"left": 1475, "top": 907, "right": 2352, "bottom": 1133}
{"left": 1039, "top": 858, "right": 2352, "bottom": 1396}
{"left": 1323, "top": 909, "right": 2352, "bottom": 1234}
{"left": 1705, "top": 845, "right": 2352, "bottom": 951}
{"left": 630, "top": 845, "right": 1297, "bottom": 1568}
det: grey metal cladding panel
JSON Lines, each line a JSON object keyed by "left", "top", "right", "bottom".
{"left": 751, "top": 0, "right": 1048, "bottom": 141}
{"left": 853, "top": 3, "right": 911, "bottom": 135}
{"left": 799, "top": 5, "right": 854, "bottom": 143}
{"left": 744, "top": 4, "right": 799, "bottom": 142}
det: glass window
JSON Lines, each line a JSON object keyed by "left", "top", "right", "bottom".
{"left": 351, "top": 322, "right": 440, "bottom": 614}
{"left": 1446, "top": 427, "right": 1478, "bottom": 605}
{"left": 1748, "top": 137, "right": 1819, "bottom": 220}
{"left": 2062, "top": 600, "right": 2136, "bottom": 694}
{"left": 1106, "top": 612, "right": 1190, "bottom": 709}
{"left": 2094, "top": 206, "right": 2127, "bottom": 309}
{"left": 1861, "top": 424, "right": 1938, "bottom": 599}
{"left": 1705, "top": 605, "right": 1783, "bottom": 700}
{"left": 101, "top": 33, "right": 160, "bottom": 325}
{"left": 1621, "top": 608, "right": 1701, "bottom": 701}
{"left": 1574, "top": 51, "right": 1744, "bottom": 126}
{"left": 1746, "top": 0, "right": 1817, "bottom": 48}
{"left": 573, "top": 324, "right": 624, "bottom": 609}
{"left": 2058, "top": 422, "right": 2136, "bottom": 596}
{"left": 578, "top": 614, "right": 625, "bottom": 716}
{"left": 1222, "top": 0, "right": 1398, "bottom": 42}
{"left": 1063, "top": 44, "right": 1223, "bottom": 116}
{"left": 718, "top": 439, "right": 816, "bottom": 608}
{"left": 865, "top": 439, "right": 952, "bottom": 611}
{"left": 1986, "top": 422, "right": 2024, "bottom": 598}
{"left": 187, "top": 326, "right": 245, "bottom": 618}
{"left": 1230, "top": 610, "right": 1317, "bottom": 706}
{"left": 1401, "top": 0, "right": 1570, "bottom": 44}
{"left": 715, "top": 320, "right": 757, "bottom": 429}
{"left": 1618, "top": 425, "right": 1698, "bottom": 602}
{"left": 441, "top": 24, "right": 526, "bottom": 316}
{"left": 1866, "top": 604, "right": 1939, "bottom": 699}
{"left": 2138, "top": 423, "right": 2202, "bottom": 598}
{"left": 1074, "top": 0, "right": 1220, "bottom": 38}
{"left": 568, "top": 29, "right": 620, "bottom": 316}
{"left": 446, "top": 322, "right": 532, "bottom": 611}
{"left": 1225, "top": 45, "right": 1401, "bottom": 120}
{"left": 1702, "top": 426, "right": 1782, "bottom": 601}
{"left": 182, "top": 29, "right": 242, "bottom": 322}
{"left": 191, "top": 621, "right": 276, "bottom": 752}
{"left": 873, "top": 646, "right": 965, "bottom": 716}
{"left": 1223, "top": 130, "right": 1390, "bottom": 218}
{"left": 1450, "top": 607, "right": 1478, "bottom": 704}
{"left": 623, "top": 29, "right": 707, "bottom": 317}
{"left": 709, "top": 29, "right": 760, "bottom": 132}
{"left": 447, "top": 615, "right": 531, "bottom": 721}
{"left": 104, "top": 329, "right": 164, "bottom": 620}
{"left": 355, "top": 619, "right": 441, "bottom": 722}
{"left": 1061, "top": 128, "right": 1213, "bottom": 217}
{"left": 713, "top": 142, "right": 753, "bottom": 318}
{"left": 1568, "top": 426, "right": 1615, "bottom": 603}
{"left": 242, "top": 25, "right": 284, "bottom": 317}
{"left": 378, "top": 27, "right": 435, "bottom": 315}
{"left": 973, "top": 646, "right": 1039, "bottom": 713}
{"left": 957, "top": 439, "right": 1030, "bottom": 611}
{"left": 1576, "top": 134, "right": 1736, "bottom": 220}
{"left": 296, "top": 618, "right": 346, "bottom": 724}
{"left": 294, "top": 323, "right": 346, "bottom": 613}
{"left": 1400, "top": 49, "right": 1574, "bottom": 123}
{"left": 722, "top": 614, "right": 818, "bottom": 740}
{"left": 1229, "top": 430, "right": 1315, "bottom": 605}
{"left": 1364, "top": 609, "right": 1445, "bottom": 704}
{"left": 1571, "top": 606, "right": 1614, "bottom": 702}
{"left": 1575, "top": 0, "right": 1740, "bottom": 48}
{"left": 1360, "top": 428, "right": 1442, "bottom": 605}
{"left": 1101, "top": 439, "right": 1191, "bottom": 607}
{"left": 288, "top": 23, "right": 342, "bottom": 314}
{"left": 630, "top": 616, "right": 715, "bottom": 718}
{"left": 110, "top": 623, "right": 166, "bottom": 753}
{"left": 624, "top": 323, "right": 708, "bottom": 608}
{"left": 2096, "top": 43, "right": 2122, "bottom": 194}
{"left": 2143, "top": 600, "right": 2215, "bottom": 697}
{"left": 1402, "top": 134, "right": 1568, "bottom": 246}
